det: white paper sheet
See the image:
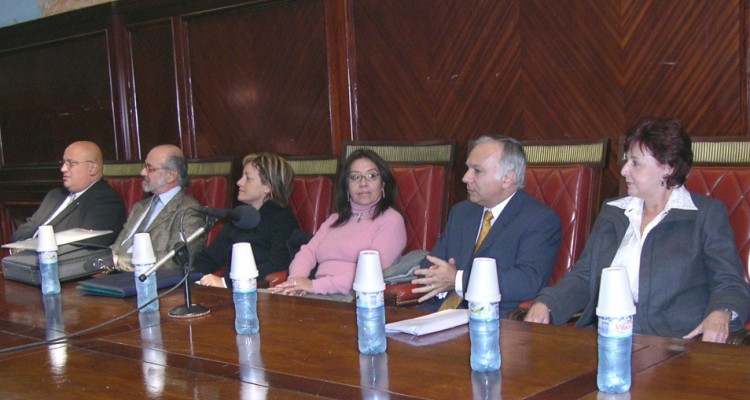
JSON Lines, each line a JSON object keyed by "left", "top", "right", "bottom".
{"left": 2, "top": 228, "right": 112, "bottom": 250}
{"left": 385, "top": 309, "right": 469, "bottom": 336}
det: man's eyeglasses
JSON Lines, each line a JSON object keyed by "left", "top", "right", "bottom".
{"left": 142, "top": 163, "right": 166, "bottom": 174}
{"left": 347, "top": 172, "right": 380, "bottom": 182}
{"left": 59, "top": 159, "right": 93, "bottom": 168}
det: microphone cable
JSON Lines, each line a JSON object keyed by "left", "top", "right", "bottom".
{"left": 0, "top": 270, "right": 191, "bottom": 355}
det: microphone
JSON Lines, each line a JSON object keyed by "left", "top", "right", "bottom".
{"left": 189, "top": 205, "right": 260, "bottom": 230}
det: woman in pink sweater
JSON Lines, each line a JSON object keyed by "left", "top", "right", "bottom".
{"left": 274, "top": 149, "right": 407, "bottom": 297}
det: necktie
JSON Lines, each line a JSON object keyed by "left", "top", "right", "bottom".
{"left": 121, "top": 196, "right": 158, "bottom": 250}
{"left": 439, "top": 210, "right": 494, "bottom": 310}
{"left": 34, "top": 194, "right": 77, "bottom": 238}
{"left": 135, "top": 195, "right": 159, "bottom": 234}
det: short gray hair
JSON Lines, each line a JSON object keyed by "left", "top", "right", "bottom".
{"left": 470, "top": 135, "right": 526, "bottom": 188}
{"left": 163, "top": 152, "right": 190, "bottom": 188}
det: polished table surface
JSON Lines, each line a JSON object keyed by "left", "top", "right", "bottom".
{"left": 0, "top": 277, "right": 748, "bottom": 399}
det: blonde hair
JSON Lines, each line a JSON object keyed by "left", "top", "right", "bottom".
{"left": 243, "top": 153, "right": 294, "bottom": 208}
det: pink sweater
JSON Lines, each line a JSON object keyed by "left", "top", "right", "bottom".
{"left": 288, "top": 208, "right": 406, "bottom": 295}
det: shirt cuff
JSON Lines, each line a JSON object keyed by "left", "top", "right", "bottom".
{"left": 455, "top": 270, "right": 464, "bottom": 297}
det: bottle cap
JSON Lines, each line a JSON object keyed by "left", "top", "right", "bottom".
{"left": 131, "top": 233, "right": 156, "bottom": 264}
{"left": 596, "top": 267, "right": 636, "bottom": 317}
{"left": 230, "top": 242, "right": 259, "bottom": 280}
{"left": 36, "top": 225, "right": 58, "bottom": 252}
{"left": 352, "top": 250, "right": 385, "bottom": 292}
{"left": 464, "top": 257, "right": 501, "bottom": 302}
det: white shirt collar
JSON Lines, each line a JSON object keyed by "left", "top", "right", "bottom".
{"left": 607, "top": 185, "right": 697, "bottom": 214}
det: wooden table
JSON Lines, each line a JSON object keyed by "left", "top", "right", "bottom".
{"left": 0, "top": 277, "right": 747, "bottom": 399}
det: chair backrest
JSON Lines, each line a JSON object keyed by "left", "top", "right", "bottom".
{"left": 286, "top": 155, "right": 338, "bottom": 234}
{"left": 103, "top": 158, "right": 234, "bottom": 246}
{"left": 523, "top": 139, "right": 608, "bottom": 284}
{"left": 680, "top": 137, "right": 750, "bottom": 286}
{"left": 343, "top": 140, "right": 455, "bottom": 252}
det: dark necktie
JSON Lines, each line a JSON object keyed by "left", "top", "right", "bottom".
{"left": 121, "top": 196, "right": 158, "bottom": 250}
{"left": 439, "top": 210, "right": 494, "bottom": 310}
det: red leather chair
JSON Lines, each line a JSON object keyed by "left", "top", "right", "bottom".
{"left": 263, "top": 155, "right": 338, "bottom": 287}
{"left": 504, "top": 139, "right": 608, "bottom": 317}
{"left": 680, "top": 137, "right": 750, "bottom": 331}
{"left": 342, "top": 140, "right": 456, "bottom": 306}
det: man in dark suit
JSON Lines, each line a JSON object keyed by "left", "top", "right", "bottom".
{"left": 10, "top": 141, "right": 126, "bottom": 247}
{"left": 110, "top": 144, "right": 205, "bottom": 271}
{"left": 412, "top": 136, "right": 562, "bottom": 315}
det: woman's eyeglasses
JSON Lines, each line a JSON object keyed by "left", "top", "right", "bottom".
{"left": 347, "top": 172, "right": 380, "bottom": 182}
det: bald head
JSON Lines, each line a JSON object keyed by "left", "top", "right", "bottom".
{"left": 141, "top": 144, "right": 189, "bottom": 194}
{"left": 60, "top": 141, "right": 104, "bottom": 193}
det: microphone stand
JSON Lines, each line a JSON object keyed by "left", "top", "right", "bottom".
{"left": 138, "top": 213, "right": 213, "bottom": 319}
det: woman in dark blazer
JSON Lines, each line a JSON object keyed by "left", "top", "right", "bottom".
{"left": 194, "top": 153, "right": 298, "bottom": 287}
{"left": 525, "top": 117, "right": 750, "bottom": 343}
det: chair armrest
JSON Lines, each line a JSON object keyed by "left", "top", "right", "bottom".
{"left": 727, "top": 329, "right": 750, "bottom": 346}
{"left": 384, "top": 283, "right": 421, "bottom": 307}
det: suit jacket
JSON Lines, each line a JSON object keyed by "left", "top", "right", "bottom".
{"left": 111, "top": 190, "right": 205, "bottom": 271}
{"left": 192, "top": 201, "right": 299, "bottom": 285}
{"left": 10, "top": 179, "right": 126, "bottom": 246}
{"left": 424, "top": 190, "right": 562, "bottom": 315}
{"left": 536, "top": 192, "right": 750, "bottom": 338}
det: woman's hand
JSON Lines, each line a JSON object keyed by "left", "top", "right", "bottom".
{"left": 271, "top": 276, "right": 313, "bottom": 296}
{"left": 524, "top": 302, "right": 551, "bottom": 324}
{"left": 198, "top": 274, "right": 226, "bottom": 288}
{"left": 683, "top": 309, "right": 731, "bottom": 343}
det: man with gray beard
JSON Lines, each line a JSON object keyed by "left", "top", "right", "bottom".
{"left": 110, "top": 145, "right": 205, "bottom": 271}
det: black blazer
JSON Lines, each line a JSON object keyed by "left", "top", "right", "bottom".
{"left": 10, "top": 179, "right": 126, "bottom": 246}
{"left": 192, "top": 201, "right": 299, "bottom": 284}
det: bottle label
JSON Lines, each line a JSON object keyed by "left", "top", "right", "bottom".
{"left": 469, "top": 301, "right": 499, "bottom": 321}
{"left": 233, "top": 279, "right": 257, "bottom": 293}
{"left": 598, "top": 315, "right": 633, "bottom": 338}
{"left": 133, "top": 263, "right": 154, "bottom": 275}
{"left": 38, "top": 251, "right": 57, "bottom": 265}
{"left": 356, "top": 291, "right": 384, "bottom": 309}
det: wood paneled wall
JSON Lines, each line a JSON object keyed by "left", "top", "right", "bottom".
{"left": 0, "top": 0, "right": 748, "bottom": 236}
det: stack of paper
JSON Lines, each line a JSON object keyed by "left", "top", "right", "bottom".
{"left": 385, "top": 309, "right": 469, "bottom": 336}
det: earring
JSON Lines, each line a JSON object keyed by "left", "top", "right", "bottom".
{"left": 381, "top": 187, "right": 385, "bottom": 198}
{"left": 661, "top": 180, "right": 665, "bottom": 187}
{"left": 347, "top": 192, "right": 351, "bottom": 202}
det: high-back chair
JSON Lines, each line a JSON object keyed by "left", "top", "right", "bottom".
{"left": 523, "top": 139, "right": 608, "bottom": 284}
{"left": 506, "top": 138, "right": 608, "bottom": 319}
{"left": 262, "top": 155, "right": 338, "bottom": 288}
{"left": 343, "top": 140, "right": 456, "bottom": 306}
{"left": 286, "top": 155, "right": 338, "bottom": 235}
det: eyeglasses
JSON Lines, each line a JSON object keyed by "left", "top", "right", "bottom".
{"left": 59, "top": 159, "right": 93, "bottom": 168}
{"left": 142, "top": 163, "right": 166, "bottom": 173}
{"left": 347, "top": 171, "right": 380, "bottom": 183}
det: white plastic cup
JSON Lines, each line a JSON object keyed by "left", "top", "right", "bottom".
{"left": 36, "top": 225, "right": 58, "bottom": 252}
{"left": 353, "top": 250, "right": 385, "bottom": 292}
{"left": 230, "top": 242, "right": 259, "bottom": 280}
{"left": 596, "top": 267, "right": 636, "bottom": 317}
{"left": 465, "top": 257, "right": 501, "bottom": 303}
{"left": 132, "top": 233, "right": 156, "bottom": 265}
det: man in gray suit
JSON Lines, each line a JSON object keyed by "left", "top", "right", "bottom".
{"left": 110, "top": 145, "right": 205, "bottom": 271}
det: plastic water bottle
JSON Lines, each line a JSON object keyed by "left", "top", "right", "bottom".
{"left": 233, "top": 278, "right": 259, "bottom": 334}
{"left": 134, "top": 263, "right": 159, "bottom": 313}
{"left": 356, "top": 291, "right": 386, "bottom": 354}
{"left": 38, "top": 250, "right": 61, "bottom": 295}
{"left": 597, "top": 315, "right": 633, "bottom": 393}
{"left": 469, "top": 301, "right": 501, "bottom": 372}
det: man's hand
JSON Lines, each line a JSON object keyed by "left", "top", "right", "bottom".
{"left": 683, "top": 309, "right": 731, "bottom": 343}
{"left": 411, "top": 255, "right": 457, "bottom": 303}
{"left": 524, "top": 302, "right": 551, "bottom": 324}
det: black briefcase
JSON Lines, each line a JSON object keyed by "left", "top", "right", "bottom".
{"left": 2, "top": 244, "right": 113, "bottom": 285}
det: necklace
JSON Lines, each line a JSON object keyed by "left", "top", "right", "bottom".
{"left": 355, "top": 210, "right": 372, "bottom": 223}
